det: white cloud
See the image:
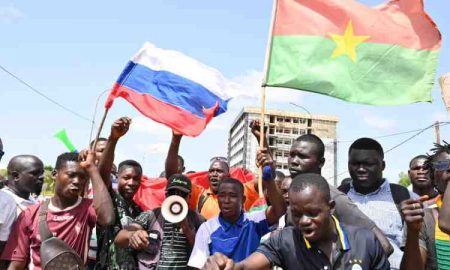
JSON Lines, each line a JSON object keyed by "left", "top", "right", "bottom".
{"left": 431, "top": 111, "right": 448, "bottom": 122}
{"left": 363, "top": 115, "right": 396, "bottom": 130}
{"left": 130, "top": 116, "right": 171, "bottom": 139}
{"left": 136, "top": 143, "right": 169, "bottom": 155}
{"left": 230, "top": 70, "right": 304, "bottom": 103}
{"left": 0, "top": 6, "right": 24, "bottom": 23}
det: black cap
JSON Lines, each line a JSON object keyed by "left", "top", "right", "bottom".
{"left": 166, "top": 174, "right": 191, "bottom": 193}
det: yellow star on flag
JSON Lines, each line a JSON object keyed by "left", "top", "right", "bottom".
{"left": 329, "top": 21, "right": 370, "bottom": 63}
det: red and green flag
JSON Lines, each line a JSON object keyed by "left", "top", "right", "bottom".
{"left": 265, "top": 0, "right": 442, "bottom": 105}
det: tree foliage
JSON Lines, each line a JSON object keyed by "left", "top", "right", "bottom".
{"left": 398, "top": 171, "right": 411, "bottom": 187}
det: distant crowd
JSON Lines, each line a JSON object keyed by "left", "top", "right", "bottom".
{"left": 0, "top": 116, "right": 449, "bottom": 270}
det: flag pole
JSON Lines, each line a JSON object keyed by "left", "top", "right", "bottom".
{"left": 258, "top": 0, "right": 278, "bottom": 198}
{"left": 91, "top": 108, "right": 109, "bottom": 152}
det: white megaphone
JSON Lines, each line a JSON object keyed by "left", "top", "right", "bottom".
{"left": 161, "top": 195, "right": 188, "bottom": 223}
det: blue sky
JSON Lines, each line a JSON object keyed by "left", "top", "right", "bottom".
{"left": 0, "top": 0, "right": 449, "bottom": 184}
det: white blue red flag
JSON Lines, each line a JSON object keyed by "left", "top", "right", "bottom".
{"left": 105, "top": 42, "right": 233, "bottom": 136}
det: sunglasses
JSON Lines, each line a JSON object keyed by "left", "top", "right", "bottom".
{"left": 210, "top": 156, "right": 228, "bottom": 163}
{"left": 0, "top": 150, "right": 4, "bottom": 160}
{"left": 432, "top": 159, "right": 450, "bottom": 171}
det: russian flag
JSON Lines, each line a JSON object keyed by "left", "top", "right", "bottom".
{"left": 105, "top": 42, "right": 233, "bottom": 136}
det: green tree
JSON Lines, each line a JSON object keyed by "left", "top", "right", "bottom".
{"left": 42, "top": 165, "right": 55, "bottom": 196}
{"left": 398, "top": 171, "right": 411, "bottom": 187}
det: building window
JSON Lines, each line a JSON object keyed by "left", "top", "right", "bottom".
{"left": 293, "top": 118, "right": 298, "bottom": 123}
{"left": 293, "top": 129, "right": 298, "bottom": 134}
{"left": 284, "top": 139, "right": 290, "bottom": 145}
{"left": 284, "top": 129, "right": 290, "bottom": 134}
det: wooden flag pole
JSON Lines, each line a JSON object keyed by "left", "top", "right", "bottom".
{"left": 91, "top": 108, "right": 109, "bottom": 151}
{"left": 257, "top": 0, "right": 278, "bottom": 198}
{"left": 258, "top": 87, "right": 266, "bottom": 198}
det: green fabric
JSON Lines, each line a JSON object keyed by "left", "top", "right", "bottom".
{"left": 436, "top": 239, "right": 450, "bottom": 269}
{"left": 266, "top": 36, "right": 439, "bottom": 105}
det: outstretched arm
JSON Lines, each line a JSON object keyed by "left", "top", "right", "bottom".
{"left": 256, "top": 148, "right": 286, "bottom": 225}
{"left": 81, "top": 150, "right": 115, "bottom": 226}
{"left": 438, "top": 178, "right": 450, "bottom": 234}
{"left": 202, "top": 252, "right": 271, "bottom": 270}
{"left": 98, "top": 117, "right": 131, "bottom": 189}
{"left": 165, "top": 132, "right": 183, "bottom": 178}
{"left": 400, "top": 197, "right": 428, "bottom": 270}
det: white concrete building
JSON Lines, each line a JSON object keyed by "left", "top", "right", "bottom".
{"left": 228, "top": 107, "right": 339, "bottom": 186}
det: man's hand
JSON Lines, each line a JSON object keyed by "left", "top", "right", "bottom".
{"left": 249, "top": 120, "right": 267, "bottom": 140}
{"left": 79, "top": 150, "right": 96, "bottom": 172}
{"left": 256, "top": 148, "right": 274, "bottom": 169}
{"left": 110, "top": 117, "right": 132, "bottom": 141}
{"left": 129, "top": 230, "right": 149, "bottom": 250}
{"left": 202, "top": 253, "right": 235, "bottom": 270}
{"left": 400, "top": 196, "right": 429, "bottom": 233}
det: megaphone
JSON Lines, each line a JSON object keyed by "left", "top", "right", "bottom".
{"left": 54, "top": 129, "right": 77, "bottom": 152}
{"left": 161, "top": 195, "right": 188, "bottom": 223}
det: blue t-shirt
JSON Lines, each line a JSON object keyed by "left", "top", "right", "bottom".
{"left": 188, "top": 210, "right": 269, "bottom": 268}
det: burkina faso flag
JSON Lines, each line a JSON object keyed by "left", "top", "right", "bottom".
{"left": 265, "top": 0, "right": 442, "bottom": 105}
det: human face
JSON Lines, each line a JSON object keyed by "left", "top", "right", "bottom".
{"left": 289, "top": 186, "right": 334, "bottom": 243}
{"left": 54, "top": 161, "right": 89, "bottom": 201}
{"left": 118, "top": 167, "right": 141, "bottom": 200}
{"left": 348, "top": 149, "right": 385, "bottom": 192}
{"left": 409, "top": 158, "right": 431, "bottom": 190}
{"left": 218, "top": 183, "right": 244, "bottom": 221}
{"left": 433, "top": 152, "right": 450, "bottom": 194}
{"left": 94, "top": 140, "right": 107, "bottom": 163}
{"left": 281, "top": 177, "right": 292, "bottom": 206}
{"left": 208, "top": 161, "right": 229, "bottom": 194}
{"left": 288, "top": 141, "right": 323, "bottom": 178}
{"left": 16, "top": 158, "right": 44, "bottom": 195}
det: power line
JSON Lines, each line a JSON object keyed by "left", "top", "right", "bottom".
{"left": 337, "top": 122, "right": 450, "bottom": 143}
{"left": 330, "top": 122, "right": 449, "bottom": 181}
{"left": 0, "top": 64, "right": 92, "bottom": 122}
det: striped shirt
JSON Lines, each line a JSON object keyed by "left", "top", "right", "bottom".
{"left": 188, "top": 210, "right": 269, "bottom": 269}
{"left": 347, "top": 180, "right": 418, "bottom": 270}
{"left": 158, "top": 221, "right": 188, "bottom": 269}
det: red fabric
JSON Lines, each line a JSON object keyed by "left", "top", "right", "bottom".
{"left": 133, "top": 168, "right": 255, "bottom": 211}
{"left": 273, "top": 0, "right": 441, "bottom": 50}
{"left": 105, "top": 84, "right": 218, "bottom": 137}
{"left": 1, "top": 199, "right": 96, "bottom": 269}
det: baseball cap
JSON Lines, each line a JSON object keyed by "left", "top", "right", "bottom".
{"left": 166, "top": 174, "right": 192, "bottom": 193}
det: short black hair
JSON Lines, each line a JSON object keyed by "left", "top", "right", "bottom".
{"left": 289, "top": 173, "right": 330, "bottom": 201}
{"left": 90, "top": 137, "right": 108, "bottom": 148}
{"left": 178, "top": 155, "right": 185, "bottom": 167}
{"left": 295, "top": 134, "right": 325, "bottom": 158}
{"left": 118, "top": 160, "right": 143, "bottom": 177}
{"left": 409, "top": 154, "right": 428, "bottom": 168}
{"left": 218, "top": 177, "right": 244, "bottom": 196}
{"left": 349, "top": 137, "right": 384, "bottom": 158}
{"left": 55, "top": 152, "right": 79, "bottom": 170}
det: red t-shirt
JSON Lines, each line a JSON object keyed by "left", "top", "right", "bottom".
{"left": 1, "top": 198, "right": 96, "bottom": 269}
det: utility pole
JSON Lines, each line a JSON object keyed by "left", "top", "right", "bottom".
{"left": 435, "top": 121, "right": 441, "bottom": 144}
{"left": 333, "top": 138, "right": 338, "bottom": 187}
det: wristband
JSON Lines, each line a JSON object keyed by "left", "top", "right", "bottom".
{"left": 262, "top": 165, "right": 274, "bottom": 181}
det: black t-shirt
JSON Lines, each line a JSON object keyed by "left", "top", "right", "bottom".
{"left": 256, "top": 222, "right": 390, "bottom": 270}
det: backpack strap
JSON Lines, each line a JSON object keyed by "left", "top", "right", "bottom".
{"left": 337, "top": 182, "right": 351, "bottom": 194}
{"left": 389, "top": 183, "right": 411, "bottom": 205}
{"left": 39, "top": 199, "right": 53, "bottom": 241}
{"left": 197, "top": 191, "right": 210, "bottom": 213}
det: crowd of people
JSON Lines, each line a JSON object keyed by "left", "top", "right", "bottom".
{"left": 0, "top": 117, "right": 449, "bottom": 270}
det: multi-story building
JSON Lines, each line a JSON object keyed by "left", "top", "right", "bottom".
{"left": 227, "top": 107, "right": 339, "bottom": 186}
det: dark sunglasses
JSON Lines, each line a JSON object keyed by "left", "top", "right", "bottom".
{"left": 0, "top": 150, "right": 4, "bottom": 159}
{"left": 210, "top": 156, "right": 228, "bottom": 163}
{"left": 432, "top": 159, "right": 450, "bottom": 171}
